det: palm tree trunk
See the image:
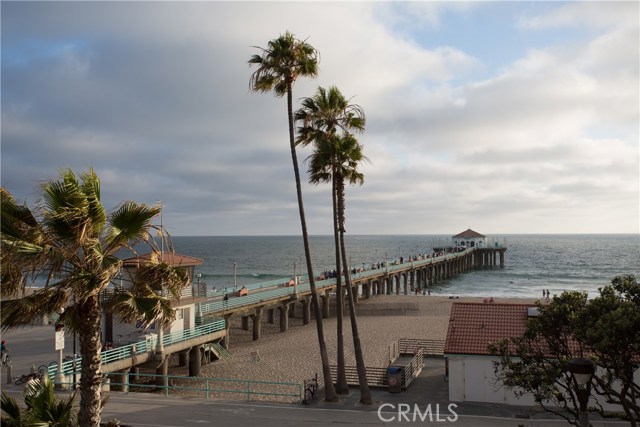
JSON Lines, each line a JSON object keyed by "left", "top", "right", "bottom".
{"left": 337, "top": 178, "right": 372, "bottom": 405}
{"left": 77, "top": 295, "right": 103, "bottom": 427}
{"left": 332, "top": 174, "right": 348, "bottom": 394}
{"left": 286, "top": 82, "right": 338, "bottom": 402}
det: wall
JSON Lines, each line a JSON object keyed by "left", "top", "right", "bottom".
{"left": 447, "top": 354, "right": 640, "bottom": 412}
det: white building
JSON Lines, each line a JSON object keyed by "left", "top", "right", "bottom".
{"left": 103, "top": 253, "right": 206, "bottom": 346}
{"left": 444, "top": 302, "right": 638, "bottom": 412}
{"left": 452, "top": 229, "right": 487, "bottom": 248}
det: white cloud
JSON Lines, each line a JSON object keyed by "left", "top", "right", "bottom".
{"left": 518, "top": 1, "right": 638, "bottom": 31}
{"left": 1, "top": 1, "right": 638, "bottom": 235}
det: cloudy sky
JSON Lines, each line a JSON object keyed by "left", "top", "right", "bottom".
{"left": 2, "top": 1, "right": 638, "bottom": 236}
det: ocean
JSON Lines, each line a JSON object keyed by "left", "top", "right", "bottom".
{"left": 170, "top": 234, "right": 639, "bottom": 299}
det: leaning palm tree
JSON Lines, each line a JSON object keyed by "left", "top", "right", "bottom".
{"left": 296, "top": 85, "right": 365, "bottom": 394}
{"left": 248, "top": 31, "right": 338, "bottom": 402}
{"left": 306, "top": 133, "right": 373, "bottom": 404}
{"left": 1, "top": 169, "right": 188, "bottom": 427}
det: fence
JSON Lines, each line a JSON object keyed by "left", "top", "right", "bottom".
{"left": 329, "top": 365, "right": 389, "bottom": 388}
{"left": 58, "top": 372, "right": 302, "bottom": 403}
{"left": 397, "top": 338, "right": 445, "bottom": 356}
{"left": 400, "top": 348, "right": 424, "bottom": 388}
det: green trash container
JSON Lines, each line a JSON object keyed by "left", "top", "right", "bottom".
{"left": 387, "top": 366, "right": 402, "bottom": 393}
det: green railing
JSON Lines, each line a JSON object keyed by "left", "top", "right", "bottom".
{"left": 199, "top": 249, "right": 475, "bottom": 317}
{"left": 205, "top": 275, "right": 310, "bottom": 297}
{"left": 49, "top": 320, "right": 226, "bottom": 377}
{"left": 59, "top": 372, "right": 302, "bottom": 403}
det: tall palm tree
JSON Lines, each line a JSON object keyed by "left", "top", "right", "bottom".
{"left": 1, "top": 169, "right": 188, "bottom": 427}
{"left": 296, "top": 85, "right": 365, "bottom": 394}
{"left": 335, "top": 134, "right": 373, "bottom": 405}
{"left": 248, "top": 32, "right": 338, "bottom": 402}
{"left": 306, "top": 133, "right": 373, "bottom": 404}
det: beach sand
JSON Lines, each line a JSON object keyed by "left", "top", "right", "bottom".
{"left": 169, "top": 295, "right": 538, "bottom": 392}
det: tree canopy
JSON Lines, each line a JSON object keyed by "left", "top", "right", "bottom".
{"left": 1, "top": 169, "right": 188, "bottom": 427}
{"left": 490, "top": 275, "right": 640, "bottom": 426}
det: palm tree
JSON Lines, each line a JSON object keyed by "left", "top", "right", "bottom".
{"left": 306, "top": 133, "right": 373, "bottom": 404}
{"left": 1, "top": 374, "right": 78, "bottom": 426}
{"left": 296, "top": 86, "right": 365, "bottom": 147}
{"left": 248, "top": 31, "right": 338, "bottom": 402}
{"left": 335, "top": 134, "right": 373, "bottom": 405}
{"left": 296, "top": 85, "right": 365, "bottom": 394}
{"left": 0, "top": 169, "right": 188, "bottom": 427}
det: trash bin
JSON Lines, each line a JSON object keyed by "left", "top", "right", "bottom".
{"left": 387, "top": 366, "right": 402, "bottom": 393}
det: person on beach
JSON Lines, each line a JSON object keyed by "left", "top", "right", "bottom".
{"left": 223, "top": 294, "right": 229, "bottom": 307}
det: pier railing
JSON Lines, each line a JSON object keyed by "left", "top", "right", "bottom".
{"left": 199, "top": 249, "right": 475, "bottom": 317}
{"left": 48, "top": 320, "right": 226, "bottom": 377}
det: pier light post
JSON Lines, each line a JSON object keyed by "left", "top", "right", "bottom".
{"left": 385, "top": 251, "right": 389, "bottom": 274}
{"left": 233, "top": 261, "right": 237, "bottom": 290}
{"left": 567, "top": 358, "right": 596, "bottom": 427}
{"left": 293, "top": 261, "right": 299, "bottom": 297}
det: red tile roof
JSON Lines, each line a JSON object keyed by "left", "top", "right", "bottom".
{"left": 444, "top": 302, "right": 535, "bottom": 356}
{"left": 122, "top": 253, "right": 204, "bottom": 268}
{"left": 452, "top": 228, "right": 486, "bottom": 239}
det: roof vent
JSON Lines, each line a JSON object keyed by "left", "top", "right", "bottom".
{"left": 527, "top": 307, "right": 540, "bottom": 317}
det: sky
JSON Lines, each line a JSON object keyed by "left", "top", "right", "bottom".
{"left": 1, "top": 1, "right": 638, "bottom": 236}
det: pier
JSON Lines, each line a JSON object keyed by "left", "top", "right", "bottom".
{"left": 197, "top": 244, "right": 506, "bottom": 349}
{"left": 48, "top": 241, "right": 506, "bottom": 386}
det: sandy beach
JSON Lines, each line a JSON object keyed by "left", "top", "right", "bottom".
{"left": 175, "top": 295, "right": 539, "bottom": 389}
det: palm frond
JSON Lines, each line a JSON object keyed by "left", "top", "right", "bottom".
{"left": 105, "top": 291, "right": 176, "bottom": 330}
{"left": 0, "top": 188, "right": 39, "bottom": 239}
{"left": 80, "top": 169, "right": 107, "bottom": 236}
{"left": 1, "top": 288, "right": 68, "bottom": 331}
{"left": 249, "top": 31, "right": 318, "bottom": 97}
{"left": 1, "top": 391, "right": 24, "bottom": 426}
{"left": 24, "top": 375, "right": 78, "bottom": 427}
{"left": 105, "top": 202, "right": 160, "bottom": 254}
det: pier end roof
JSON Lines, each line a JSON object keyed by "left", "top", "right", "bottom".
{"left": 452, "top": 228, "right": 486, "bottom": 239}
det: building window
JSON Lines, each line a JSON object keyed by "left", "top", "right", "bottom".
{"left": 176, "top": 309, "right": 184, "bottom": 320}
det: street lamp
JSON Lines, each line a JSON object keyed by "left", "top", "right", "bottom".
{"left": 567, "top": 357, "right": 596, "bottom": 427}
